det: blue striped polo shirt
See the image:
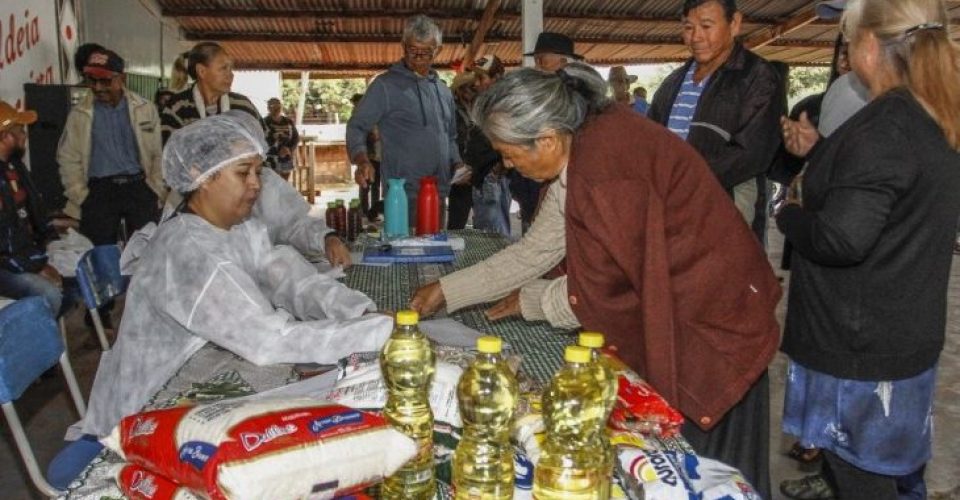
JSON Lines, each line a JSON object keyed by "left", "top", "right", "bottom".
{"left": 666, "top": 63, "right": 710, "bottom": 140}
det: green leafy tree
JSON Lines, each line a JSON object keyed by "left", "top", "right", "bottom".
{"left": 281, "top": 78, "right": 368, "bottom": 122}
{"left": 787, "top": 66, "right": 831, "bottom": 101}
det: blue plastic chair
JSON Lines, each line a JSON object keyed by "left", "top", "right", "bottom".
{"left": 75, "top": 245, "right": 126, "bottom": 351}
{"left": 0, "top": 297, "right": 87, "bottom": 496}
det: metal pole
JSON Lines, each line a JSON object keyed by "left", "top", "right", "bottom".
{"left": 521, "top": 0, "right": 543, "bottom": 68}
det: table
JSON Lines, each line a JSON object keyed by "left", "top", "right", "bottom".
{"left": 61, "top": 230, "right": 689, "bottom": 499}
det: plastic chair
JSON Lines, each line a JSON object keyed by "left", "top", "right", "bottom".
{"left": 75, "top": 245, "right": 126, "bottom": 351}
{"left": 0, "top": 297, "right": 87, "bottom": 496}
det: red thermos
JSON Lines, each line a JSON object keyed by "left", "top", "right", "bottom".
{"left": 416, "top": 176, "right": 440, "bottom": 235}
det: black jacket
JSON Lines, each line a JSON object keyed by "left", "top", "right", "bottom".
{"left": 648, "top": 43, "right": 785, "bottom": 191}
{"left": 455, "top": 100, "right": 500, "bottom": 189}
{"left": 0, "top": 158, "right": 55, "bottom": 273}
{"left": 777, "top": 89, "right": 960, "bottom": 380}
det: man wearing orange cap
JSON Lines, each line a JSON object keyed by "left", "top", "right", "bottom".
{"left": 0, "top": 100, "right": 63, "bottom": 315}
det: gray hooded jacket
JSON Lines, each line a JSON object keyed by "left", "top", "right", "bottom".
{"left": 347, "top": 61, "right": 460, "bottom": 198}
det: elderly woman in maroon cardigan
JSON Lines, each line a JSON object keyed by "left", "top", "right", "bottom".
{"left": 410, "top": 63, "right": 781, "bottom": 496}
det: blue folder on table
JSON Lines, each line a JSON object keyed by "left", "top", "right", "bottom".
{"left": 362, "top": 244, "right": 455, "bottom": 264}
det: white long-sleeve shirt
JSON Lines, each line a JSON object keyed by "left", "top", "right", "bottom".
{"left": 440, "top": 169, "right": 580, "bottom": 329}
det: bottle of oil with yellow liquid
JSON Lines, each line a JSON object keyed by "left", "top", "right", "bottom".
{"left": 578, "top": 332, "right": 618, "bottom": 489}
{"left": 453, "top": 336, "right": 519, "bottom": 499}
{"left": 380, "top": 310, "right": 437, "bottom": 499}
{"left": 533, "top": 345, "right": 612, "bottom": 499}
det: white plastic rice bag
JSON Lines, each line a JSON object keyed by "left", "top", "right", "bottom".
{"left": 102, "top": 397, "right": 416, "bottom": 500}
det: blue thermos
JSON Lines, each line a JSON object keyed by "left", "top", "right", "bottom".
{"left": 384, "top": 178, "right": 409, "bottom": 238}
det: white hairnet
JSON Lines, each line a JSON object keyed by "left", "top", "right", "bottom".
{"left": 163, "top": 111, "right": 266, "bottom": 193}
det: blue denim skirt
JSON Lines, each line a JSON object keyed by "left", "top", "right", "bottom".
{"left": 782, "top": 360, "right": 936, "bottom": 476}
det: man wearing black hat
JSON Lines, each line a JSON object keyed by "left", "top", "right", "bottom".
{"left": 525, "top": 32, "right": 583, "bottom": 72}
{"left": 511, "top": 32, "right": 586, "bottom": 233}
{"left": 57, "top": 48, "right": 165, "bottom": 245}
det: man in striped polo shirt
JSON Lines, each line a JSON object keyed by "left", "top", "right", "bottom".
{"left": 649, "top": 0, "right": 784, "bottom": 243}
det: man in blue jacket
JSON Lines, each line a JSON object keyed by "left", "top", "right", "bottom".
{"left": 347, "top": 14, "right": 463, "bottom": 223}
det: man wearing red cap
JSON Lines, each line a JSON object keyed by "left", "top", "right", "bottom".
{"left": 0, "top": 100, "right": 63, "bottom": 315}
{"left": 56, "top": 48, "right": 165, "bottom": 245}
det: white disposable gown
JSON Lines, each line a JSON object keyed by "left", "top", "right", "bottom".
{"left": 81, "top": 214, "right": 391, "bottom": 437}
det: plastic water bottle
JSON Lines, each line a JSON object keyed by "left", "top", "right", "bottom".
{"left": 416, "top": 176, "right": 440, "bottom": 236}
{"left": 578, "top": 332, "right": 618, "bottom": 484}
{"left": 380, "top": 310, "right": 436, "bottom": 499}
{"left": 533, "top": 345, "right": 611, "bottom": 500}
{"left": 385, "top": 178, "right": 409, "bottom": 238}
{"left": 453, "top": 336, "right": 519, "bottom": 499}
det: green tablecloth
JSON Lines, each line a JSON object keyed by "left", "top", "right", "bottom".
{"left": 345, "top": 230, "right": 575, "bottom": 384}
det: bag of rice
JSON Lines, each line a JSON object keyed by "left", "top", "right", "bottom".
{"left": 115, "top": 463, "right": 201, "bottom": 500}
{"left": 616, "top": 445, "right": 760, "bottom": 500}
{"left": 102, "top": 398, "right": 416, "bottom": 500}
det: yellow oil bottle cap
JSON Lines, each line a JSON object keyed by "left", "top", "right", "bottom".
{"left": 477, "top": 336, "right": 502, "bottom": 354}
{"left": 578, "top": 331, "right": 605, "bottom": 348}
{"left": 564, "top": 345, "right": 592, "bottom": 364}
{"left": 395, "top": 310, "right": 419, "bottom": 326}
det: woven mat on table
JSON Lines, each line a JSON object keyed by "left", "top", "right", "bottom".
{"left": 346, "top": 230, "right": 576, "bottom": 385}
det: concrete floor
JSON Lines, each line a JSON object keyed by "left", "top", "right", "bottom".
{"left": 2, "top": 211, "right": 958, "bottom": 499}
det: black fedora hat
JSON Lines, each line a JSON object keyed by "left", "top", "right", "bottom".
{"left": 523, "top": 32, "right": 583, "bottom": 60}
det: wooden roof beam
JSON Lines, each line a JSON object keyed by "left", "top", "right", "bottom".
{"left": 193, "top": 31, "right": 834, "bottom": 49}
{"left": 744, "top": 9, "right": 819, "bottom": 49}
{"left": 463, "top": 0, "right": 502, "bottom": 68}
{"left": 162, "top": 7, "right": 836, "bottom": 28}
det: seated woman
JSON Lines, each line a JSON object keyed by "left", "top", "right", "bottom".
{"left": 82, "top": 113, "right": 391, "bottom": 437}
{"left": 410, "top": 63, "right": 781, "bottom": 497}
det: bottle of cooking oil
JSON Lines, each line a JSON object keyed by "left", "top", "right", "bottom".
{"left": 380, "top": 310, "right": 437, "bottom": 499}
{"left": 577, "top": 332, "right": 618, "bottom": 421}
{"left": 578, "top": 332, "right": 618, "bottom": 488}
{"left": 533, "top": 345, "right": 611, "bottom": 500}
{"left": 453, "top": 336, "right": 519, "bottom": 499}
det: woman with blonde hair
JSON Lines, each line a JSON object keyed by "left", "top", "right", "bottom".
{"left": 168, "top": 51, "right": 190, "bottom": 93}
{"left": 777, "top": 0, "right": 960, "bottom": 497}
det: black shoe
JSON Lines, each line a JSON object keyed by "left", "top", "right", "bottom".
{"left": 780, "top": 473, "right": 836, "bottom": 500}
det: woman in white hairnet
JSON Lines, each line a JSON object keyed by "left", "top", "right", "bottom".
{"left": 157, "top": 110, "right": 351, "bottom": 266}
{"left": 81, "top": 113, "right": 392, "bottom": 437}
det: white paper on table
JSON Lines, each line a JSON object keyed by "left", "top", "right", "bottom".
{"left": 419, "top": 318, "right": 485, "bottom": 348}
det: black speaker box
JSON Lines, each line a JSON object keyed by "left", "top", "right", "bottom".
{"left": 23, "top": 83, "right": 89, "bottom": 214}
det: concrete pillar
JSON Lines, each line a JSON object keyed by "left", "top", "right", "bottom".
{"left": 521, "top": 0, "right": 543, "bottom": 68}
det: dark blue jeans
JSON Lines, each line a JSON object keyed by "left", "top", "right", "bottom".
{"left": 0, "top": 268, "right": 63, "bottom": 316}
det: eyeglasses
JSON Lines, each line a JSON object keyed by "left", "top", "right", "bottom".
{"left": 404, "top": 44, "right": 437, "bottom": 58}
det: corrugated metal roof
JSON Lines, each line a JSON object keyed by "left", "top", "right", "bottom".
{"left": 159, "top": 0, "right": 960, "bottom": 76}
